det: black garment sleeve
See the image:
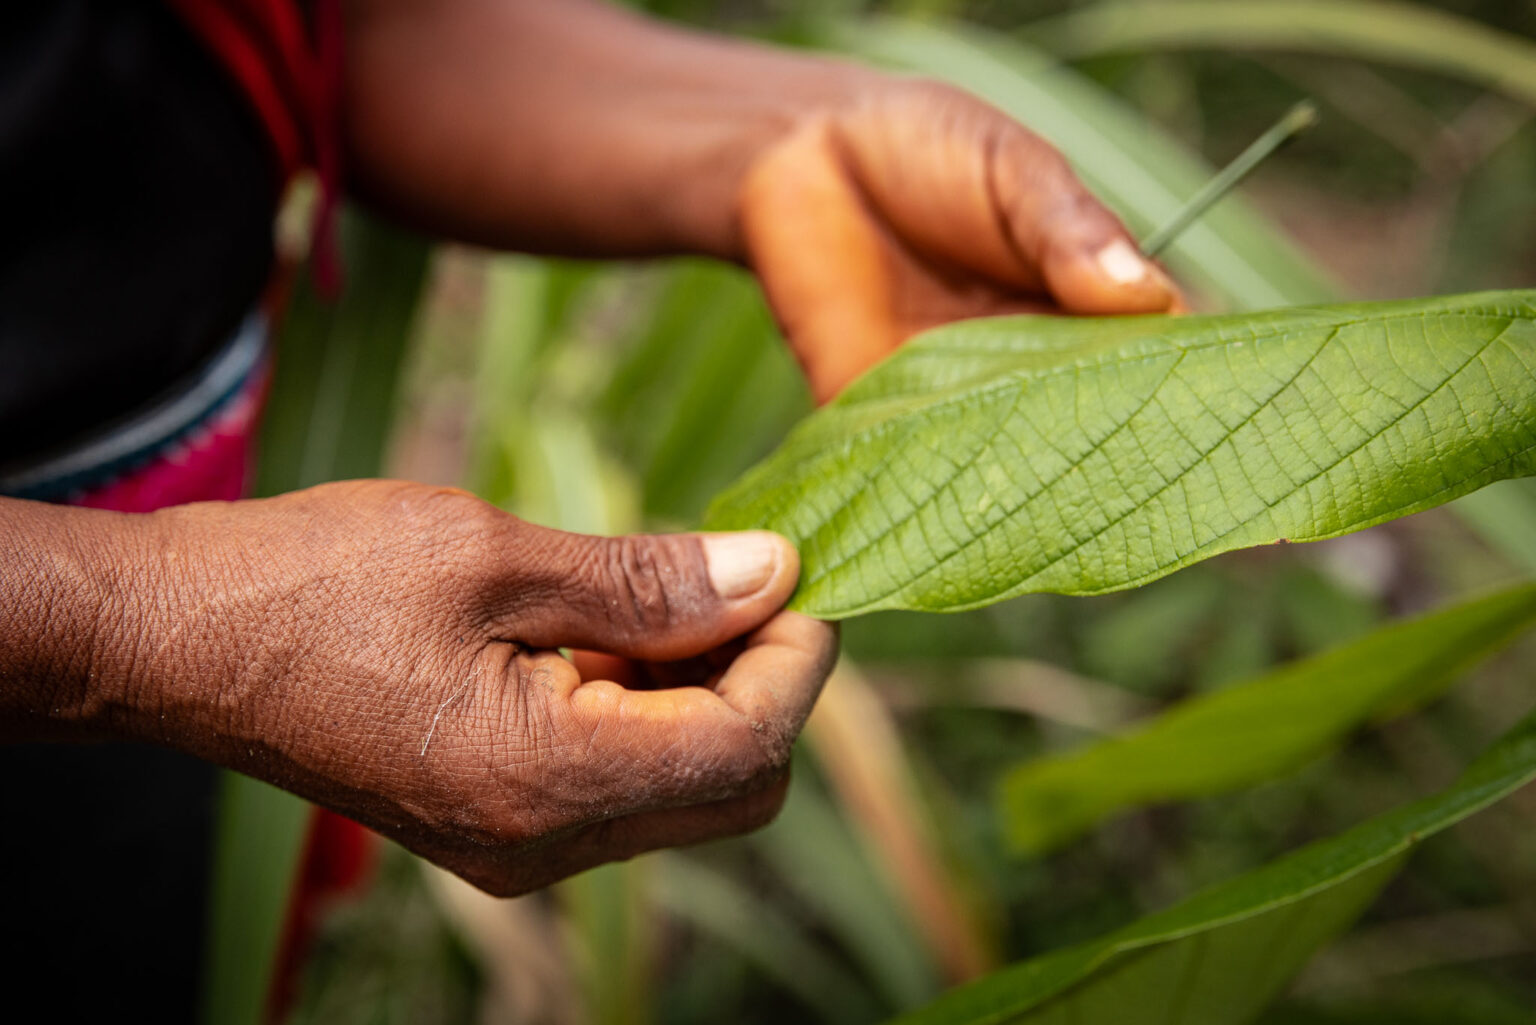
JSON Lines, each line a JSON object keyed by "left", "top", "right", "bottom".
{"left": 0, "top": 0, "right": 279, "bottom": 466}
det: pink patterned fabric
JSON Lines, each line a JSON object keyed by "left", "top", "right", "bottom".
{"left": 71, "top": 361, "right": 270, "bottom": 514}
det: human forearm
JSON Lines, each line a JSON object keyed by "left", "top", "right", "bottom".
{"left": 341, "top": 0, "right": 1178, "bottom": 406}
{"left": 342, "top": 0, "right": 873, "bottom": 260}
{"left": 0, "top": 497, "right": 276, "bottom": 756}
{"left": 0, "top": 498, "right": 163, "bottom": 741}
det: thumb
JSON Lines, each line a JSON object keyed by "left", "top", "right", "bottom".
{"left": 505, "top": 526, "right": 801, "bottom": 662}
{"left": 1033, "top": 197, "right": 1180, "bottom": 315}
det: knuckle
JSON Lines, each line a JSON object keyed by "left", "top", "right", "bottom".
{"left": 702, "top": 717, "right": 790, "bottom": 797}
{"left": 843, "top": 76, "right": 977, "bottom": 147}
{"left": 401, "top": 485, "right": 507, "bottom": 545}
{"left": 995, "top": 135, "right": 1075, "bottom": 206}
{"left": 571, "top": 535, "right": 709, "bottom": 641}
{"left": 320, "top": 482, "right": 515, "bottom": 589}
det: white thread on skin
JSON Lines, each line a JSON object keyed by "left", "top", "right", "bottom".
{"left": 421, "top": 669, "right": 477, "bottom": 757}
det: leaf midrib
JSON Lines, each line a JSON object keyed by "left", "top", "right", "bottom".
{"left": 795, "top": 311, "right": 1521, "bottom": 613}
{"left": 729, "top": 304, "right": 1525, "bottom": 539}
{"left": 834, "top": 304, "right": 1516, "bottom": 418}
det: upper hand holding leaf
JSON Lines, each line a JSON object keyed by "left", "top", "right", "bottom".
{"left": 741, "top": 78, "right": 1181, "bottom": 402}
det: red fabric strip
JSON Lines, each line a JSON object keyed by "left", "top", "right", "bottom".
{"left": 164, "top": 0, "right": 306, "bottom": 179}
{"left": 165, "top": 0, "right": 344, "bottom": 294}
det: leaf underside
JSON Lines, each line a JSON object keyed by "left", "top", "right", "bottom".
{"left": 890, "top": 706, "right": 1536, "bottom": 1025}
{"left": 706, "top": 291, "right": 1536, "bottom": 618}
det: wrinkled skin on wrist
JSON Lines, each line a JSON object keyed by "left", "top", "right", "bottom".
{"left": 106, "top": 481, "right": 834, "bottom": 895}
{"left": 742, "top": 78, "right": 1183, "bottom": 403}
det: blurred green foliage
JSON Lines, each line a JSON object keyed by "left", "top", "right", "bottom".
{"left": 257, "top": 3, "right": 1536, "bottom": 1025}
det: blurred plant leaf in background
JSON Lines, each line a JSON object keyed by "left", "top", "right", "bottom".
{"left": 596, "top": 259, "right": 809, "bottom": 524}
{"left": 807, "top": 666, "right": 1001, "bottom": 985}
{"left": 1000, "top": 582, "right": 1536, "bottom": 854}
{"left": 821, "top": 17, "right": 1337, "bottom": 310}
{"left": 1452, "top": 477, "right": 1536, "bottom": 576}
{"left": 707, "top": 292, "right": 1536, "bottom": 616}
{"left": 1025, "top": 1, "right": 1536, "bottom": 110}
{"left": 1259, "top": 972, "right": 1536, "bottom": 1025}
{"left": 893, "top": 705, "right": 1536, "bottom": 1025}
{"left": 255, "top": 211, "right": 431, "bottom": 497}
{"left": 754, "top": 758, "right": 947, "bottom": 1010}
{"left": 651, "top": 852, "right": 885, "bottom": 1023}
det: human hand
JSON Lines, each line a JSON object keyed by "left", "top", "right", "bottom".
{"left": 741, "top": 78, "right": 1182, "bottom": 402}
{"left": 342, "top": 1, "right": 1173, "bottom": 400}
{"left": 62, "top": 481, "right": 835, "bottom": 896}
{"left": 343, "top": 3, "right": 1171, "bottom": 405}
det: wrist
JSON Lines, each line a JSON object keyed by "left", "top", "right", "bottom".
{"left": 0, "top": 494, "right": 281, "bottom": 765}
{"left": 0, "top": 499, "right": 168, "bottom": 739}
{"left": 93, "top": 498, "right": 308, "bottom": 764}
{"left": 664, "top": 46, "right": 879, "bottom": 262}
{"left": 343, "top": 0, "right": 883, "bottom": 262}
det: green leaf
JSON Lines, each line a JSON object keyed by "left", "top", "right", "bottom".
{"left": 756, "top": 757, "right": 944, "bottom": 1011}
{"left": 255, "top": 209, "right": 431, "bottom": 496}
{"left": 1026, "top": 1, "right": 1536, "bottom": 111}
{"left": 651, "top": 853, "right": 884, "bottom": 1025}
{"left": 705, "top": 291, "right": 1536, "bottom": 618}
{"left": 890, "top": 705, "right": 1536, "bottom": 1025}
{"left": 202, "top": 775, "right": 314, "bottom": 1025}
{"left": 1453, "top": 477, "right": 1536, "bottom": 576}
{"left": 560, "top": 862, "right": 654, "bottom": 1025}
{"left": 1000, "top": 582, "right": 1536, "bottom": 854}
{"left": 597, "top": 260, "right": 810, "bottom": 523}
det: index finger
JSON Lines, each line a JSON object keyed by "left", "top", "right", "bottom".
{"left": 565, "top": 611, "right": 837, "bottom": 813}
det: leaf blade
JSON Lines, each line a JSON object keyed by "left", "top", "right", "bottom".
{"left": 1000, "top": 582, "right": 1536, "bottom": 854}
{"left": 888, "top": 705, "right": 1536, "bottom": 1025}
{"left": 1027, "top": 0, "right": 1536, "bottom": 111}
{"left": 705, "top": 291, "right": 1536, "bottom": 618}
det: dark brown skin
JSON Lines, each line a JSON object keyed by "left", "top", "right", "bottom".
{"left": 0, "top": 482, "right": 832, "bottom": 895}
{"left": 1, "top": 0, "right": 1178, "bottom": 896}
{"left": 342, "top": 0, "right": 1180, "bottom": 401}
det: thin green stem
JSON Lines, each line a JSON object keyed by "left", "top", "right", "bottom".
{"left": 1140, "top": 100, "right": 1319, "bottom": 258}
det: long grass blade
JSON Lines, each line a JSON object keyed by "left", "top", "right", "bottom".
{"left": 822, "top": 17, "right": 1338, "bottom": 309}
{"left": 1028, "top": 1, "right": 1536, "bottom": 110}
{"left": 1141, "top": 100, "right": 1319, "bottom": 258}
